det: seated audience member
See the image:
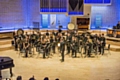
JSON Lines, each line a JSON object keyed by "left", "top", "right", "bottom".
{"left": 55, "top": 78, "right": 59, "bottom": 80}
{"left": 16, "top": 76, "right": 22, "bottom": 80}
{"left": 116, "top": 21, "right": 120, "bottom": 29}
{"left": 0, "top": 76, "right": 2, "bottom": 80}
{"left": 44, "top": 77, "right": 49, "bottom": 80}
{"left": 29, "top": 76, "right": 35, "bottom": 80}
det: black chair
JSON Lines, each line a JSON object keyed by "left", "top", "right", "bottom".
{"left": 104, "top": 44, "right": 111, "bottom": 55}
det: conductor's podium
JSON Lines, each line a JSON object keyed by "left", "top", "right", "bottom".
{"left": 107, "top": 29, "right": 120, "bottom": 38}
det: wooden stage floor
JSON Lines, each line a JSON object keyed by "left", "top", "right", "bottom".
{"left": 0, "top": 30, "right": 120, "bottom": 80}
{"left": 0, "top": 50, "right": 120, "bottom": 80}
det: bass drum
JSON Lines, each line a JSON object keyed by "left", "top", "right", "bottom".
{"left": 68, "top": 23, "right": 75, "bottom": 30}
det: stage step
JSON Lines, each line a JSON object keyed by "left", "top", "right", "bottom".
{"left": 106, "top": 41, "right": 120, "bottom": 46}
{"left": 0, "top": 39, "right": 12, "bottom": 45}
{"left": 0, "top": 44, "right": 14, "bottom": 51}
{"left": 0, "top": 39, "right": 14, "bottom": 51}
{"left": 106, "top": 44, "right": 120, "bottom": 52}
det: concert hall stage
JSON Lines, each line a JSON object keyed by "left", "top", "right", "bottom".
{"left": 0, "top": 45, "right": 120, "bottom": 80}
{"left": 0, "top": 30, "right": 120, "bottom": 80}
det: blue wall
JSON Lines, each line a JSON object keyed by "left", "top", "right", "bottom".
{"left": 0, "top": 0, "right": 120, "bottom": 31}
{"left": 0, "top": 0, "right": 40, "bottom": 31}
{"left": 90, "top": 0, "right": 120, "bottom": 30}
{"left": 40, "top": 14, "right": 70, "bottom": 29}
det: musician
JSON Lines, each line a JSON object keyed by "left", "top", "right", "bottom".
{"left": 66, "top": 33, "right": 72, "bottom": 42}
{"left": 66, "top": 40, "right": 71, "bottom": 54}
{"left": 58, "top": 27, "right": 62, "bottom": 33}
{"left": 25, "top": 32, "right": 29, "bottom": 38}
{"left": 88, "top": 37, "right": 93, "bottom": 57}
{"left": 50, "top": 37, "right": 56, "bottom": 53}
{"left": 14, "top": 33, "right": 19, "bottom": 51}
{"left": 85, "top": 39, "right": 92, "bottom": 57}
{"left": 31, "top": 31, "right": 36, "bottom": 46}
{"left": 46, "top": 30, "right": 49, "bottom": 36}
{"left": 101, "top": 34, "right": 106, "bottom": 55}
{"left": 71, "top": 37, "right": 78, "bottom": 58}
{"left": 93, "top": 37, "right": 98, "bottom": 54}
{"left": 57, "top": 33, "right": 62, "bottom": 42}
{"left": 94, "top": 34, "right": 98, "bottom": 40}
{"left": 34, "top": 38, "right": 40, "bottom": 52}
{"left": 83, "top": 34, "right": 88, "bottom": 54}
{"left": 24, "top": 38, "right": 30, "bottom": 57}
{"left": 75, "top": 33, "right": 81, "bottom": 53}
{"left": 52, "top": 30, "right": 56, "bottom": 36}
{"left": 18, "top": 37, "right": 23, "bottom": 53}
{"left": 36, "top": 32, "right": 41, "bottom": 40}
{"left": 97, "top": 34, "right": 102, "bottom": 54}
{"left": 60, "top": 38, "right": 65, "bottom": 62}
{"left": 42, "top": 38, "right": 47, "bottom": 58}
{"left": 116, "top": 21, "right": 120, "bottom": 29}
{"left": 46, "top": 39, "right": 51, "bottom": 57}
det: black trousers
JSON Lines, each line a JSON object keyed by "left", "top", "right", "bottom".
{"left": 43, "top": 50, "right": 46, "bottom": 58}
{"left": 84, "top": 46, "right": 87, "bottom": 54}
{"left": 61, "top": 50, "right": 65, "bottom": 61}
{"left": 87, "top": 49, "right": 91, "bottom": 57}
{"left": 67, "top": 46, "right": 71, "bottom": 54}
{"left": 98, "top": 45, "right": 102, "bottom": 54}
{"left": 72, "top": 49, "right": 77, "bottom": 57}
{"left": 101, "top": 44, "right": 105, "bottom": 55}
{"left": 15, "top": 43, "right": 18, "bottom": 50}
{"left": 52, "top": 46, "right": 56, "bottom": 53}
{"left": 25, "top": 49, "right": 29, "bottom": 57}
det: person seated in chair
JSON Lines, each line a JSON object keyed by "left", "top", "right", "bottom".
{"left": 44, "top": 77, "right": 49, "bottom": 80}
{"left": 29, "top": 76, "right": 35, "bottom": 80}
{"left": 16, "top": 76, "right": 22, "bottom": 80}
{"left": 0, "top": 76, "right": 2, "bottom": 80}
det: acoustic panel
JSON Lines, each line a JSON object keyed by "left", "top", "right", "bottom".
{"left": 40, "top": 0, "right": 67, "bottom": 12}
{"left": 41, "top": 14, "right": 49, "bottom": 28}
{"left": 84, "top": 0, "right": 111, "bottom": 4}
{"left": 68, "top": 0, "right": 84, "bottom": 15}
{"left": 40, "top": 0, "right": 49, "bottom": 12}
{"left": 50, "top": 14, "right": 56, "bottom": 28}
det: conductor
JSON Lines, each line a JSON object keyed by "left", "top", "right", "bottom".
{"left": 60, "top": 38, "right": 65, "bottom": 62}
